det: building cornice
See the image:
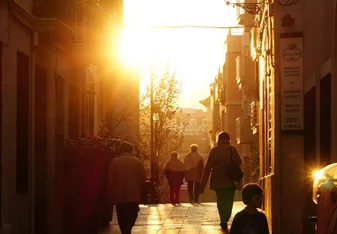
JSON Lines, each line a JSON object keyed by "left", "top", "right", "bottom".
{"left": 9, "top": 1, "right": 75, "bottom": 41}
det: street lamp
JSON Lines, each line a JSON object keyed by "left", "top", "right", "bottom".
{"left": 225, "top": 1, "right": 261, "bottom": 15}
{"left": 150, "top": 68, "right": 154, "bottom": 186}
{"left": 152, "top": 111, "right": 160, "bottom": 191}
{"left": 150, "top": 67, "right": 159, "bottom": 203}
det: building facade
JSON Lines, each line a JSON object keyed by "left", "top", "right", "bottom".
{"left": 179, "top": 108, "right": 210, "bottom": 154}
{"left": 207, "top": 28, "right": 257, "bottom": 186}
{"left": 246, "top": 0, "right": 337, "bottom": 233}
{"left": 0, "top": 1, "right": 136, "bottom": 234}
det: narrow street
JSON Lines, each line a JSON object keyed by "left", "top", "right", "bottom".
{"left": 3, "top": 0, "right": 336, "bottom": 233}
{"left": 99, "top": 201, "right": 245, "bottom": 234}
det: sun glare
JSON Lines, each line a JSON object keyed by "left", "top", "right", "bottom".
{"left": 119, "top": 0, "right": 238, "bottom": 109}
{"left": 117, "top": 28, "right": 153, "bottom": 69}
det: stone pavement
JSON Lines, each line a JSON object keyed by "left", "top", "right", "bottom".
{"left": 99, "top": 201, "right": 245, "bottom": 234}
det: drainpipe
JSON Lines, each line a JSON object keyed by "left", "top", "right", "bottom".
{"left": 331, "top": 0, "right": 337, "bottom": 160}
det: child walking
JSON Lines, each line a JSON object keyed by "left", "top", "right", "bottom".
{"left": 164, "top": 151, "right": 185, "bottom": 205}
{"left": 230, "top": 183, "right": 269, "bottom": 234}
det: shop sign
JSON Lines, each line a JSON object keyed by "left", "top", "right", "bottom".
{"left": 280, "top": 33, "right": 303, "bottom": 131}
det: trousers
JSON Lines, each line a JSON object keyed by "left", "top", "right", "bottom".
{"left": 116, "top": 202, "right": 140, "bottom": 234}
{"left": 215, "top": 187, "right": 236, "bottom": 228}
{"left": 187, "top": 182, "right": 201, "bottom": 203}
{"left": 170, "top": 186, "right": 181, "bottom": 203}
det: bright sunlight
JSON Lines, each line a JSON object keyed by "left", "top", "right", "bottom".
{"left": 120, "top": 0, "right": 238, "bottom": 110}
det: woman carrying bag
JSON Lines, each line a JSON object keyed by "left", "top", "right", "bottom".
{"left": 200, "top": 131, "right": 243, "bottom": 233}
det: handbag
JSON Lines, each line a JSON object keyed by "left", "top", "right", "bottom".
{"left": 226, "top": 146, "right": 244, "bottom": 182}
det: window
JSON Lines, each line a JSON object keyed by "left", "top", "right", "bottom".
{"left": 69, "top": 84, "right": 80, "bottom": 138}
{"left": 256, "top": 61, "right": 260, "bottom": 101}
{"left": 304, "top": 87, "right": 316, "bottom": 166}
{"left": 35, "top": 65, "right": 48, "bottom": 233}
{"left": 55, "top": 76, "right": 64, "bottom": 196}
{"left": 190, "top": 118, "right": 196, "bottom": 127}
{"left": 56, "top": 76, "right": 65, "bottom": 134}
{"left": 16, "top": 51, "right": 30, "bottom": 194}
{"left": 320, "top": 74, "right": 331, "bottom": 166}
{"left": 267, "top": 75, "right": 272, "bottom": 174}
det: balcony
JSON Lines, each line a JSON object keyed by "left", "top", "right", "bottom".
{"left": 250, "top": 27, "right": 260, "bottom": 60}
{"left": 236, "top": 117, "right": 252, "bottom": 144}
{"left": 217, "top": 81, "right": 226, "bottom": 105}
{"left": 236, "top": 55, "right": 245, "bottom": 87}
{"left": 250, "top": 101, "right": 259, "bottom": 134}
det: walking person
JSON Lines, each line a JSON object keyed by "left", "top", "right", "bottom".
{"left": 184, "top": 144, "right": 204, "bottom": 203}
{"left": 107, "top": 141, "right": 146, "bottom": 234}
{"left": 164, "top": 151, "right": 185, "bottom": 205}
{"left": 200, "top": 132, "right": 242, "bottom": 233}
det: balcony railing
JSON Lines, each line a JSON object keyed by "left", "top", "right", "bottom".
{"left": 250, "top": 101, "right": 259, "bottom": 134}
{"left": 236, "top": 117, "right": 252, "bottom": 144}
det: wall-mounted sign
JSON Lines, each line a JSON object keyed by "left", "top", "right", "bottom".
{"left": 280, "top": 32, "right": 303, "bottom": 131}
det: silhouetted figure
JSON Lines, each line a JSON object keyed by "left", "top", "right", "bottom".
{"left": 184, "top": 144, "right": 204, "bottom": 203}
{"left": 230, "top": 183, "right": 269, "bottom": 234}
{"left": 164, "top": 151, "right": 185, "bottom": 204}
{"left": 107, "top": 141, "right": 146, "bottom": 234}
{"left": 200, "top": 131, "right": 242, "bottom": 233}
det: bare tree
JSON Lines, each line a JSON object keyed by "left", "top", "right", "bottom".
{"left": 99, "top": 73, "right": 150, "bottom": 144}
{"left": 139, "top": 67, "right": 186, "bottom": 203}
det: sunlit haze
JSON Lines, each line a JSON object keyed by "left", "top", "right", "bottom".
{"left": 122, "top": 0, "right": 238, "bottom": 110}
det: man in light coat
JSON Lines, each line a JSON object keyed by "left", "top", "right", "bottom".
{"left": 108, "top": 141, "right": 146, "bottom": 234}
{"left": 184, "top": 144, "right": 204, "bottom": 203}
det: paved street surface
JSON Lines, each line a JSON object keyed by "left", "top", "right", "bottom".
{"left": 99, "top": 201, "right": 245, "bottom": 234}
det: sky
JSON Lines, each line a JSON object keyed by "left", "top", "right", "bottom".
{"left": 122, "top": 0, "right": 238, "bottom": 110}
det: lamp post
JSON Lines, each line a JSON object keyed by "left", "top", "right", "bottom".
{"left": 150, "top": 66, "right": 159, "bottom": 203}
{"left": 150, "top": 67, "right": 154, "bottom": 187}
{"left": 153, "top": 112, "right": 160, "bottom": 191}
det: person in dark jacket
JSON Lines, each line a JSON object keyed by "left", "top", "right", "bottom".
{"left": 200, "top": 131, "right": 242, "bottom": 233}
{"left": 164, "top": 151, "right": 185, "bottom": 205}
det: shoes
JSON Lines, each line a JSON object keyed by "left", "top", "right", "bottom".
{"left": 220, "top": 223, "right": 229, "bottom": 233}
